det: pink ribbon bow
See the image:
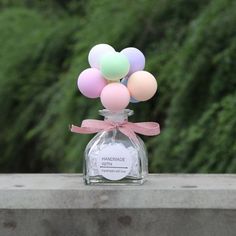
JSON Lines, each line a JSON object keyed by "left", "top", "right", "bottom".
{"left": 70, "top": 119, "right": 160, "bottom": 144}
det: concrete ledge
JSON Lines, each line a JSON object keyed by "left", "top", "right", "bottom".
{"left": 0, "top": 174, "right": 236, "bottom": 209}
{"left": 0, "top": 174, "right": 236, "bottom": 236}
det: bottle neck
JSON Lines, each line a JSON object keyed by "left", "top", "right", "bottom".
{"left": 99, "top": 109, "right": 133, "bottom": 123}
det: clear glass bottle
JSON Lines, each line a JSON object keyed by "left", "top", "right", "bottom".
{"left": 84, "top": 109, "right": 148, "bottom": 185}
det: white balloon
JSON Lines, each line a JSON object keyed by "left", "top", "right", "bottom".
{"left": 88, "top": 44, "right": 115, "bottom": 69}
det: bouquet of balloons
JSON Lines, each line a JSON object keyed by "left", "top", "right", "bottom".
{"left": 77, "top": 44, "right": 157, "bottom": 111}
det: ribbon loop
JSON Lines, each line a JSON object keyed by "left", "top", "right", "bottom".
{"left": 70, "top": 119, "right": 160, "bottom": 143}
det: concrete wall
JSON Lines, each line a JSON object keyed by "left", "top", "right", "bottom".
{"left": 0, "top": 174, "right": 236, "bottom": 236}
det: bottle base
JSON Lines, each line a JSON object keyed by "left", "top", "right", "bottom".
{"left": 84, "top": 175, "right": 147, "bottom": 185}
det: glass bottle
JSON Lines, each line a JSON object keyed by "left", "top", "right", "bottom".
{"left": 84, "top": 109, "right": 148, "bottom": 185}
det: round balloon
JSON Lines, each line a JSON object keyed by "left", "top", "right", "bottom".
{"left": 121, "top": 77, "right": 139, "bottom": 103}
{"left": 100, "top": 52, "right": 130, "bottom": 81}
{"left": 88, "top": 44, "right": 115, "bottom": 69}
{"left": 121, "top": 47, "right": 145, "bottom": 76}
{"left": 100, "top": 83, "right": 130, "bottom": 111}
{"left": 77, "top": 68, "right": 107, "bottom": 98}
{"left": 127, "top": 71, "right": 157, "bottom": 101}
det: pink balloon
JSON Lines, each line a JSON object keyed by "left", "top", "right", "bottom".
{"left": 77, "top": 68, "right": 107, "bottom": 98}
{"left": 100, "top": 83, "right": 130, "bottom": 111}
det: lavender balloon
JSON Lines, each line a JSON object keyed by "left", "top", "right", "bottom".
{"left": 121, "top": 47, "right": 145, "bottom": 76}
{"left": 121, "top": 77, "right": 139, "bottom": 103}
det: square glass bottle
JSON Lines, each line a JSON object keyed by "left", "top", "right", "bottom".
{"left": 84, "top": 109, "right": 148, "bottom": 185}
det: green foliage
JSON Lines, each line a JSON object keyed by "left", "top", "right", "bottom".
{"left": 151, "top": 0, "right": 236, "bottom": 172}
{"left": 0, "top": 0, "right": 235, "bottom": 173}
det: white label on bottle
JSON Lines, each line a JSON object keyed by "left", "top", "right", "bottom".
{"left": 97, "top": 144, "right": 132, "bottom": 180}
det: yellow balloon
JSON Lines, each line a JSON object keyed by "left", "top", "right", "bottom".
{"left": 107, "top": 79, "right": 119, "bottom": 84}
{"left": 127, "top": 71, "right": 157, "bottom": 101}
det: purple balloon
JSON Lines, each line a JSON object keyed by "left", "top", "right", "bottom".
{"left": 77, "top": 68, "right": 107, "bottom": 98}
{"left": 121, "top": 47, "right": 145, "bottom": 76}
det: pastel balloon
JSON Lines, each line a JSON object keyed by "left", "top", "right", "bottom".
{"left": 77, "top": 68, "right": 107, "bottom": 98}
{"left": 127, "top": 71, "right": 157, "bottom": 101}
{"left": 88, "top": 44, "right": 115, "bottom": 69}
{"left": 105, "top": 79, "right": 120, "bottom": 84}
{"left": 100, "top": 52, "right": 130, "bottom": 81}
{"left": 121, "top": 77, "right": 139, "bottom": 103}
{"left": 121, "top": 47, "right": 145, "bottom": 76}
{"left": 100, "top": 83, "right": 130, "bottom": 111}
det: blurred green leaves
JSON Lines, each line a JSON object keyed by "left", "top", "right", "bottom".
{"left": 0, "top": 0, "right": 235, "bottom": 173}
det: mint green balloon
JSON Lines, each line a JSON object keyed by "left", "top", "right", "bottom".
{"left": 100, "top": 52, "right": 130, "bottom": 81}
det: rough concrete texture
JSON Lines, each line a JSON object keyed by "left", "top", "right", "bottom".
{"left": 0, "top": 174, "right": 236, "bottom": 236}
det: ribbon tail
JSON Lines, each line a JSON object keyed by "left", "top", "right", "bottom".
{"left": 127, "top": 122, "right": 160, "bottom": 136}
{"left": 119, "top": 127, "right": 139, "bottom": 144}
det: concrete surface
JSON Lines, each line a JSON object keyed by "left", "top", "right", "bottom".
{"left": 0, "top": 174, "right": 236, "bottom": 236}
